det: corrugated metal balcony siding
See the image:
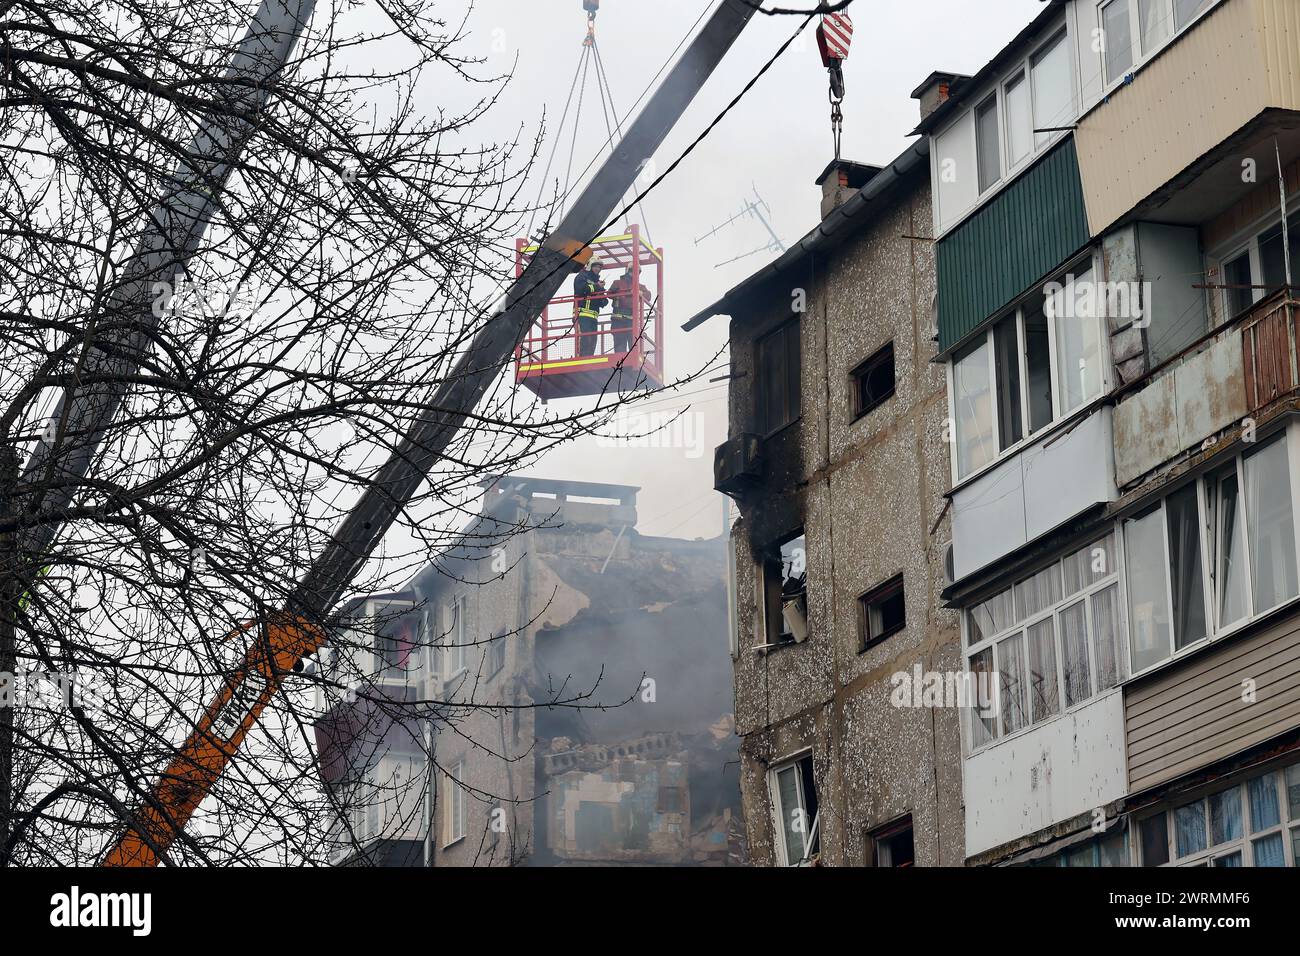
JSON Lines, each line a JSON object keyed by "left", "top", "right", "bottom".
{"left": 936, "top": 139, "right": 1091, "bottom": 353}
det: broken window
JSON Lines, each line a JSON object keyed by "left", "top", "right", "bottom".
{"left": 859, "top": 573, "right": 905, "bottom": 650}
{"left": 763, "top": 531, "right": 807, "bottom": 646}
{"left": 851, "top": 341, "right": 895, "bottom": 420}
{"left": 756, "top": 318, "right": 801, "bottom": 435}
{"left": 868, "top": 816, "right": 914, "bottom": 867}
{"left": 771, "top": 753, "right": 819, "bottom": 866}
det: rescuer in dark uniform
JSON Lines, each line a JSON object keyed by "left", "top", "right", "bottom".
{"left": 573, "top": 257, "right": 607, "bottom": 356}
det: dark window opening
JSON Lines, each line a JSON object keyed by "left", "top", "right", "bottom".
{"left": 764, "top": 531, "right": 807, "bottom": 646}
{"left": 868, "top": 816, "right": 915, "bottom": 867}
{"left": 852, "top": 341, "right": 896, "bottom": 419}
{"left": 756, "top": 318, "right": 801, "bottom": 435}
{"left": 859, "top": 574, "right": 906, "bottom": 650}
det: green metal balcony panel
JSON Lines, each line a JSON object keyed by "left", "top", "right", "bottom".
{"left": 937, "top": 138, "right": 1090, "bottom": 352}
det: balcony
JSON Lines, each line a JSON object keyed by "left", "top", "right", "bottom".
{"left": 1074, "top": 0, "right": 1300, "bottom": 236}
{"left": 1113, "top": 288, "right": 1299, "bottom": 487}
{"left": 950, "top": 407, "right": 1118, "bottom": 581}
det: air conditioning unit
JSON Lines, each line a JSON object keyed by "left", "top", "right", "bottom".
{"left": 714, "top": 433, "right": 763, "bottom": 496}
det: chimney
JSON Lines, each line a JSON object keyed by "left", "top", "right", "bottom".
{"left": 910, "top": 71, "right": 969, "bottom": 122}
{"left": 815, "top": 159, "right": 880, "bottom": 219}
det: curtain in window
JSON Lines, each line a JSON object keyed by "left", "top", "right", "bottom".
{"left": 1252, "top": 833, "right": 1286, "bottom": 867}
{"left": 969, "top": 589, "right": 1014, "bottom": 644}
{"left": 1027, "top": 619, "right": 1059, "bottom": 723}
{"left": 1015, "top": 564, "right": 1062, "bottom": 621}
{"left": 969, "top": 648, "right": 997, "bottom": 746}
{"left": 1249, "top": 773, "right": 1281, "bottom": 832}
{"left": 1059, "top": 600, "right": 1091, "bottom": 707}
{"left": 1090, "top": 583, "right": 1124, "bottom": 691}
{"left": 998, "top": 633, "right": 1029, "bottom": 734}
{"left": 1245, "top": 438, "right": 1299, "bottom": 612}
{"left": 1175, "top": 803, "right": 1207, "bottom": 857}
{"left": 1138, "top": 0, "right": 1170, "bottom": 52}
{"left": 1210, "top": 788, "right": 1243, "bottom": 845}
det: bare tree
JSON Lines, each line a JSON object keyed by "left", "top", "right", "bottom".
{"left": 0, "top": 0, "right": 685, "bottom": 865}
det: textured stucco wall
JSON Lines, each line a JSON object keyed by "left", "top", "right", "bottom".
{"left": 726, "top": 176, "right": 964, "bottom": 866}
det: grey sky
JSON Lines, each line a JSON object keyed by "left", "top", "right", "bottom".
{"left": 458, "top": 0, "right": 1043, "bottom": 540}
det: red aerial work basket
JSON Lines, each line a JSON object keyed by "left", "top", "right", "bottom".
{"left": 514, "top": 224, "right": 665, "bottom": 401}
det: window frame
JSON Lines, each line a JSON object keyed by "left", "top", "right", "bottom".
{"left": 755, "top": 317, "right": 802, "bottom": 437}
{"left": 850, "top": 340, "right": 896, "bottom": 421}
{"left": 930, "top": 19, "right": 1076, "bottom": 234}
{"left": 866, "top": 814, "right": 915, "bottom": 867}
{"left": 443, "top": 593, "right": 470, "bottom": 679}
{"left": 858, "top": 573, "right": 906, "bottom": 652}
{"left": 1137, "top": 758, "right": 1300, "bottom": 867}
{"left": 486, "top": 630, "right": 506, "bottom": 679}
{"left": 760, "top": 528, "right": 807, "bottom": 649}
{"left": 442, "top": 758, "right": 467, "bottom": 848}
{"left": 962, "top": 530, "right": 1126, "bottom": 752}
{"left": 1096, "top": 0, "right": 1224, "bottom": 95}
{"left": 1123, "top": 428, "right": 1300, "bottom": 679}
{"left": 1210, "top": 198, "right": 1300, "bottom": 325}
{"left": 1099, "top": 0, "right": 1135, "bottom": 86}
{"left": 769, "top": 750, "right": 819, "bottom": 867}
{"left": 975, "top": 94, "right": 1002, "bottom": 196}
{"left": 946, "top": 252, "right": 1106, "bottom": 485}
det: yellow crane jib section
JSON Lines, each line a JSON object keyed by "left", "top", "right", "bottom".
{"left": 100, "top": 615, "right": 326, "bottom": 867}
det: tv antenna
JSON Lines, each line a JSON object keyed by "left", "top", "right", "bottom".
{"left": 695, "top": 185, "right": 785, "bottom": 269}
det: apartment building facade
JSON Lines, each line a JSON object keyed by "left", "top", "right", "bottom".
{"left": 687, "top": 149, "right": 965, "bottom": 866}
{"left": 311, "top": 476, "right": 742, "bottom": 866}
{"left": 923, "top": 0, "right": 1300, "bottom": 866}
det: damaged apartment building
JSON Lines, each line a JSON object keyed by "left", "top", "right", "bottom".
{"left": 686, "top": 143, "right": 964, "bottom": 863}
{"left": 922, "top": 0, "right": 1300, "bottom": 866}
{"left": 310, "top": 475, "right": 742, "bottom": 866}
{"left": 687, "top": 0, "right": 1300, "bottom": 869}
